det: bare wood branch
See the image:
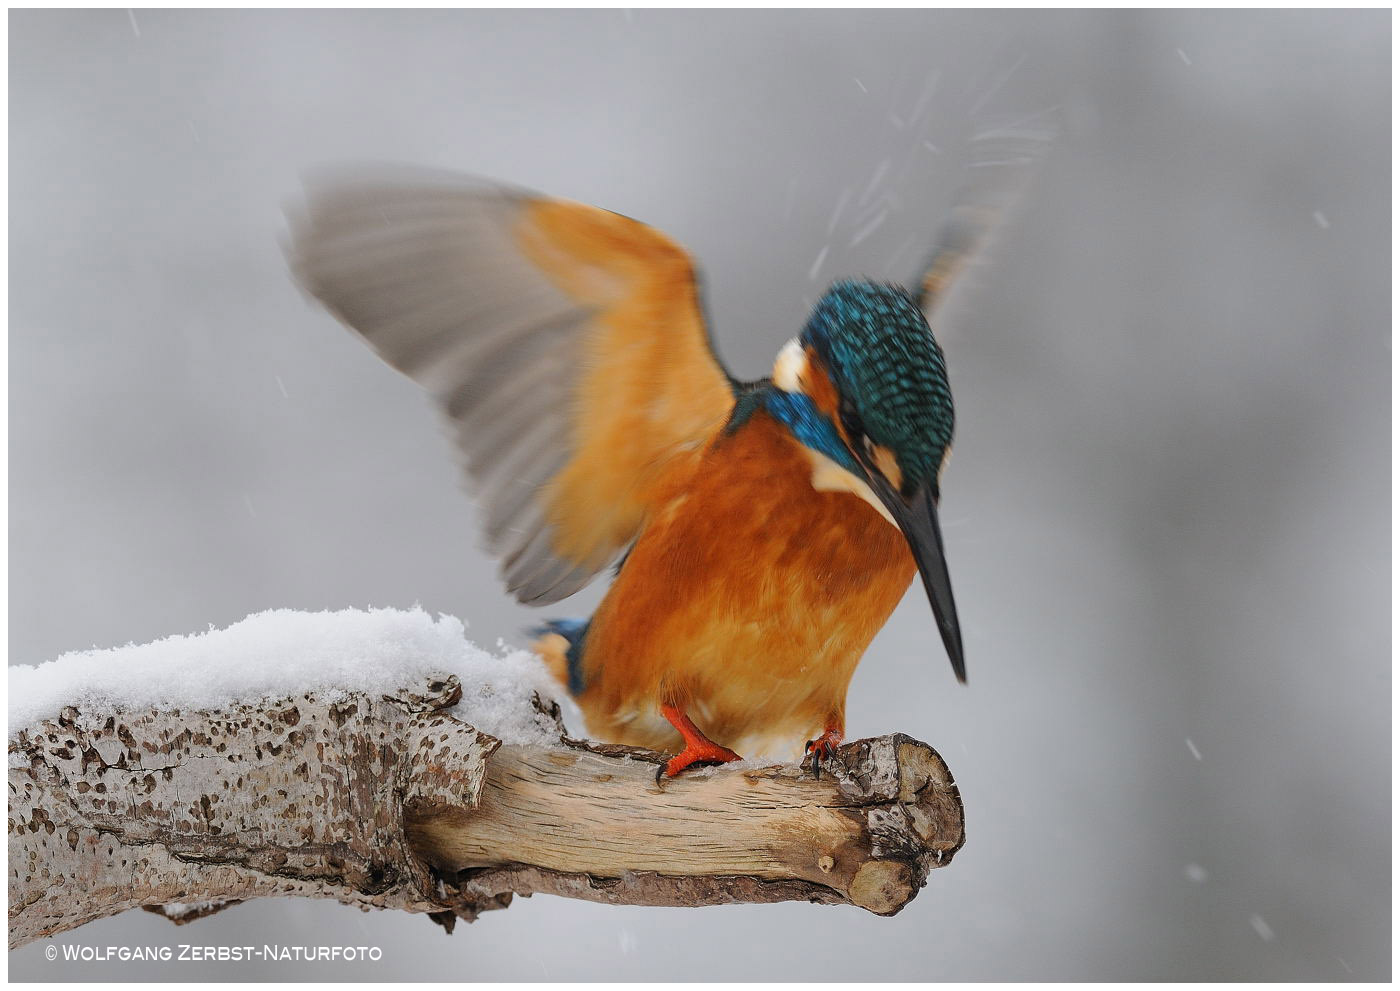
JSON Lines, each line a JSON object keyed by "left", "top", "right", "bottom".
{"left": 9, "top": 675, "right": 963, "bottom": 947}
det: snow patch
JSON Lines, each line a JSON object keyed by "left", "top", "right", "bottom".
{"left": 8, "top": 607, "right": 562, "bottom": 745}
{"left": 161, "top": 900, "right": 225, "bottom": 920}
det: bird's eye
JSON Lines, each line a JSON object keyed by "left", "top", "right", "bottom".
{"left": 838, "top": 398, "right": 865, "bottom": 447}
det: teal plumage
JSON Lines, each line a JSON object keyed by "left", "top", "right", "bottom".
{"left": 800, "top": 281, "right": 954, "bottom": 493}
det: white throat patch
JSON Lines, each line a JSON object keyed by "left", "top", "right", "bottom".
{"left": 805, "top": 448, "right": 898, "bottom": 529}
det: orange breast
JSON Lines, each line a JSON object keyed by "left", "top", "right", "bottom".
{"left": 576, "top": 409, "right": 915, "bottom": 755}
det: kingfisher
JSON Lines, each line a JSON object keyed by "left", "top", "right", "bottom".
{"left": 288, "top": 148, "right": 1032, "bottom": 777}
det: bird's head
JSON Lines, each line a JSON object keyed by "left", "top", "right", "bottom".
{"left": 770, "top": 279, "right": 965, "bottom": 681}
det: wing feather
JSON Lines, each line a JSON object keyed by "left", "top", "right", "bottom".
{"left": 916, "top": 120, "right": 1054, "bottom": 316}
{"left": 289, "top": 166, "right": 735, "bottom": 604}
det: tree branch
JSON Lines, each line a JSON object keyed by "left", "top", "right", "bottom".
{"left": 9, "top": 674, "right": 963, "bottom": 947}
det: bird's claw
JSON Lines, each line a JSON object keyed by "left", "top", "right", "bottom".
{"left": 804, "top": 732, "right": 843, "bottom": 779}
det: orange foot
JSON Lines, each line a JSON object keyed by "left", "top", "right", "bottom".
{"left": 656, "top": 703, "right": 742, "bottom": 783}
{"left": 662, "top": 740, "right": 742, "bottom": 779}
{"left": 804, "top": 727, "right": 844, "bottom": 778}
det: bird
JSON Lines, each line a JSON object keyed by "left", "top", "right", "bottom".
{"left": 287, "top": 137, "right": 1040, "bottom": 778}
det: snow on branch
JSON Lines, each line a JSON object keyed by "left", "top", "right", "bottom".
{"left": 8, "top": 610, "right": 964, "bottom": 948}
{"left": 8, "top": 608, "right": 562, "bottom": 745}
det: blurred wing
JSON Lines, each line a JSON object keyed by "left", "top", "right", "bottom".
{"left": 289, "top": 166, "right": 736, "bottom": 604}
{"left": 916, "top": 119, "right": 1054, "bottom": 316}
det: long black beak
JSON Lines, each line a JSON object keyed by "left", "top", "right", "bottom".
{"left": 870, "top": 478, "right": 966, "bottom": 683}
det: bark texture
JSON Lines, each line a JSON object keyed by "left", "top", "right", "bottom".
{"left": 9, "top": 675, "right": 963, "bottom": 947}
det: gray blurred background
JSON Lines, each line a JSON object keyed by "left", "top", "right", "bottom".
{"left": 10, "top": 9, "right": 1389, "bottom": 982}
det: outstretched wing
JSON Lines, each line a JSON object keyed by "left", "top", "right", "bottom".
{"left": 288, "top": 166, "right": 737, "bottom": 604}
{"left": 916, "top": 120, "right": 1053, "bottom": 316}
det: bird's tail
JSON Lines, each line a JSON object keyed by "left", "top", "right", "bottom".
{"left": 530, "top": 618, "right": 590, "bottom": 697}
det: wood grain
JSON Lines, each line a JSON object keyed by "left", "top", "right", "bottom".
{"left": 9, "top": 677, "right": 962, "bottom": 947}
